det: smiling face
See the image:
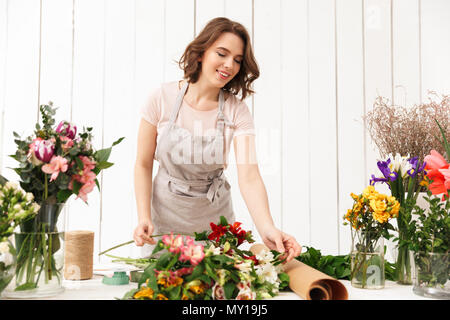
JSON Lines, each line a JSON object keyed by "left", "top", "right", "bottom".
{"left": 198, "top": 32, "right": 244, "bottom": 89}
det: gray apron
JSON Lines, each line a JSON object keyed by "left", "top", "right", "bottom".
{"left": 142, "top": 81, "right": 235, "bottom": 257}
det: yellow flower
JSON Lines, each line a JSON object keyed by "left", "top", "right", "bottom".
{"left": 350, "top": 192, "right": 359, "bottom": 200}
{"left": 134, "top": 287, "right": 154, "bottom": 299}
{"left": 390, "top": 201, "right": 400, "bottom": 217}
{"left": 181, "top": 293, "right": 190, "bottom": 300}
{"left": 189, "top": 284, "right": 205, "bottom": 295}
{"left": 372, "top": 210, "right": 390, "bottom": 224}
{"left": 370, "top": 199, "right": 387, "bottom": 214}
{"left": 156, "top": 293, "right": 169, "bottom": 300}
{"left": 419, "top": 179, "right": 429, "bottom": 187}
{"left": 362, "top": 186, "right": 377, "bottom": 200}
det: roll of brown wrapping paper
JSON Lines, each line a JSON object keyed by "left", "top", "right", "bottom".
{"left": 64, "top": 230, "right": 95, "bottom": 280}
{"left": 250, "top": 243, "right": 348, "bottom": 300}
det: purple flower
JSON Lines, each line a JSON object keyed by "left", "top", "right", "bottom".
{"left": 376, "top": 159, "right": 398, "bottom": 181}
{"left": 34, "top": 139, "right": 55, "bottom": 163}
{"left": 56, "top": 121, "right": 77, "bottom": 139}
{"left": 406, "top": 157, "right": 426, "bottom": 178}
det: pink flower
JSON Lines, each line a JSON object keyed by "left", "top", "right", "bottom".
{"left": 162, "top": 233, "right": 184, "bottom": 254}
{"left": 439, "top": 168, "right": 450, "bottom": 190}
{"left": 41, "top": 156, "right": 68, "bottom": 181}
{"left": 212, "top": 283, "right": 226, "bottom": 300}
{"left": 60, "top": 136, "right": 74, "bottom": 152}
{"left": 56, "top": 121, "right": 77, "bottom": 139}
{"left": 424, "top": 150, "right": 450, "bottom": 199}
{"left": 179, "top": 237, "right": 205, "bottom": 266}
{"left": 33, "top": 139, "right": 55, "bottom": 163}
{"left": 80, "top": 156, "right": 96, "bottom": 172}
{"left": 68, "top": 157, "right": 97, "bottom": 203}
{"left": 27, "top": 138, "right": 44, "bottom": 165}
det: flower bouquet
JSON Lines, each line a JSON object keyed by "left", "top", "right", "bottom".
{"left": 369, "top": 153, "right": 426, "bottom": 284}
{"left": 0, "top": 181, "right": 40, "bottom": 295}
{"left": 344, "top": 186, "right": 400, "bottom": 289}
{"left": 408, "top": 124, "right": 450, "bottom": 298}
{"left": 2, "top": 102, "right": 123, "bottom": 297}
{"left": 364, "top": 92, "right": 450, "bottom": 284}
{"left": 115, "top": 216, "right": 289, "bottom": 300}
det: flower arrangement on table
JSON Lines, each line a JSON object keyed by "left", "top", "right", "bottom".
{"left": 0, "top": 181, "right": 40, "bottom": 294}
{"left": 1, "top": 102, "right": 123, "bottom": 294}
{"left": 407, "top": 125, "right": 449, "bottom": 297}
{"left": 364, "top": 92, "right": 450, "bottom": 285}
{"left": 344, "top": 186, "right": 400, "bottom": 289}
{"left": 117, "top": 216, "right": 289, "bottom": 300}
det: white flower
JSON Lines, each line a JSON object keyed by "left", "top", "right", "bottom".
{"left": 235, "top": 260, "right": 252, "bottom": 273}
{"left": 0, "top": 241, "right": 9, "bottom": 254}
{"left": 255, "top": 263, "right": 279, "bottom": 285}
{"left": 25, "top": 192, "right": 34, "bottom": 202}
{"left": 255, "top": 248, "right": 274, "bottom": 264}
{"left": 387, "top": 153, "right": 412, "bottom": 178}
{"left": 205, "top": 244, "right": 221, "bottom": 256}
{"left": 236, "top": 287, "right": 256, "bottom": 300}
{"left": 0, "top": 242, "right": 13, "bottom": 267}
{"left": 5, "top": 181, "right": 18, "bottom": 190}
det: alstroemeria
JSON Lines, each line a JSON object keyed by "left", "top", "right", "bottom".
{"left": 208, "top": 222, "right": 227, "bottom": 243}
{"left": 162, "top": 233, "right": 184, "bottom": 254}
{"left": 56, "top": 121, "right": 77, "bottom": 139}
{"left": 179, "top": 237, "right": 204, "bottom": 266}
{"left": 234, "top": 260, "right": 253, "bottom": 273}
{"left": 60, "top": 136, "right": 74, "bottom": 153}
{"left": 211, "top": 283, "right": 226, "bottom": 300}
{"left": 41, "top": 156, "right": 69, "bottom": 182}
{"left": 33, "top": 139, "right": 55, "bottom": 163}
{"left": 236, "top": 282, "right": 256, "bottom": 300}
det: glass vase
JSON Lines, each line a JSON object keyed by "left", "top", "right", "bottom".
{"left": 0, "top": 239, "right": 16, "bottom": 297}
{"left": 350, "top": 231, "right": 385, "bottom": 289}
{"left": 412, "top": 251, "right": 450, "bottom": 299}
{"left": 2, "top": 203, "right": 66, "bottom": 298}
{"left": 395, "top": 239, "right": 413, "bottom": 285}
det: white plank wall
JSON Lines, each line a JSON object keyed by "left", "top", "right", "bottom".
{"left": 1, "top": 0, "right": 449, "bottom": 261}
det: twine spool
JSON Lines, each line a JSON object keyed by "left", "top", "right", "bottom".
{"left": 64, "top": 230, "right": 94, "bottom": 280}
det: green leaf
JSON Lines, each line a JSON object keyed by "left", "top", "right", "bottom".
{"left": 57, "top": 189, "right": 72, "bottom": 203}
{"left": 95, "top": 161, "right": 114, "bottom": 170}
{"left": 219, "top": 216, "right": 228, "bottom": 226}
{"left": 112, "top": 137, "right": 125, "bottom": 147}
{"left": 14, "top": 282, "right": 37, "bottom": 291}
{"left": 95, "top": 148, "right": 112, "bottom": 163}
{"left": 223, "top": 282, "right": 235, "bottom": 299}
{"left": 75, "top": 156, "right": 84, "bottom": 170}
{"left": 72, "top": 180, "right": 82, "bottom": 195}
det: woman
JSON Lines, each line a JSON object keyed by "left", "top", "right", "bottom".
{"left": 133, "top": 17, "right": 301, "bottom": 262}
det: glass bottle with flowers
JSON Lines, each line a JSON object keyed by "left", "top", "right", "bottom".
{"left": 344, "top": 186, "right": 400, "bottom": 289}
{"left": 364, "top": 92, "right": 449, "bottom": 285}
{"left": 1, "top": 102, "right": 123, "bottom": 298}
{"left": 0, "top": 181, "right": 40, "bottom": 296}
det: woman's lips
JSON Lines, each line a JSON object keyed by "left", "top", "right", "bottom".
{"left": 217, "top": 70, "right": 230, "bottom": 80}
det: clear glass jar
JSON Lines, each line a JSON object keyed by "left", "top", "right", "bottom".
{"left": 350, "top": 230, "right": 385, "bottom": 289}
{"left": 412, "top": 251, "right": 450, "bottom": 299}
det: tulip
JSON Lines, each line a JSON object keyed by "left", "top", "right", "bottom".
{"left": 34, "top": 139, "right": 55, "bottom": 163}
{"left": 56, "top": 121, "right": 77, "bottom": 139}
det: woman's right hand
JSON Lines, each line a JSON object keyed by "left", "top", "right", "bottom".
{"left": 133, "top": 220, "right": 156, "bottom": 246}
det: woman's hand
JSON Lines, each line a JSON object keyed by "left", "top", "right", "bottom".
{"left": 133, "top": 220, "right": 156, "bottom": 246}
{"left": 259, "top": 226, "right": 302, "bottom": 263}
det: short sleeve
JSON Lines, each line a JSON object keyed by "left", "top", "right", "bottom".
{"left": 233, "top": 100, "right": 255, "bottom": 137}
{"left": 140, "top": 87, "right": 161, "bottom": 126}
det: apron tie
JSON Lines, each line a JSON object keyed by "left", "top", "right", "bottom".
{"left": 206, "top": 171, "right": 231, "bottom": 205}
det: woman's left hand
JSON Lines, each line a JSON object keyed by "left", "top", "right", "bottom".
{"left": 260, "top": 226, "right": 302, "bottom": 263}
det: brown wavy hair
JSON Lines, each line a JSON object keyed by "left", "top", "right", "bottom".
{"left": 178, "top": 17, "right": 259, "bottom": 100}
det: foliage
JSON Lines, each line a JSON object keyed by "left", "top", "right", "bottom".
{"left": 120, "top": 216, "right": 289, "bottom": 300}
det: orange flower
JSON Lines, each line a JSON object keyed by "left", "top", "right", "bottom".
{"left": 133, "top": 287, "right": 154, "bottom": 299}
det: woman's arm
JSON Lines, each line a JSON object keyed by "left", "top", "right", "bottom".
{"left": 133, "top": 119, "right": 158, "bottom": 245}
{"left": 233, "top": 134, "right": 302, "bottom": 261}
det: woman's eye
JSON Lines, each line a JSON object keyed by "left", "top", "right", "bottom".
{"left": 217, "top": 52, "right": 225, "bottom": 57}
{"left": 235, "top": 59, "right": 242, "bottom": 64}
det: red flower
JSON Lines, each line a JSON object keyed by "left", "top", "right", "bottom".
{"left": 208, "top": 223, "right": 227, "bottom": 242}
{"left": 424, "top": 150, "right": 449, "bottom": 200}
{"left": 243, "top": 254, "right": 259, "bottom": 266}
{"left": 229, "top": 222, "right": 247, "bottom": 246}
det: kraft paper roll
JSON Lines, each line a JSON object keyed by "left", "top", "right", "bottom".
{"left": 64, "top": 230, "right": 95, "bottom": 280}
{"left": 250, "top": 243, "right": 348, "bottom": 300}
